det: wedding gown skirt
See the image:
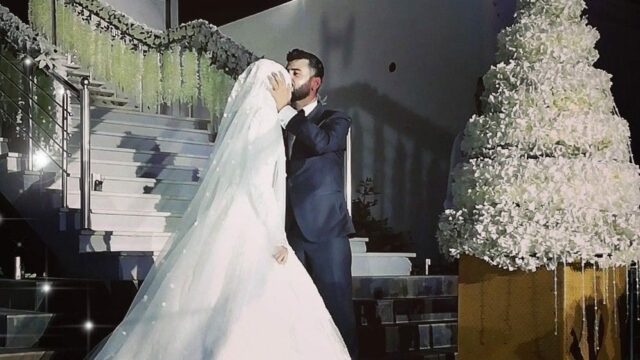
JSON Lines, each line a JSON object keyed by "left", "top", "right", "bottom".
{"left": 94, "top": 191, "right": 350, "bottom": 359}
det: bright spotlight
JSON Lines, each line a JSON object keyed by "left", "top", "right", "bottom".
{"left": 33, "top": 150, "right": 50, "bottom": 170}
{"left": 84, "top": 320, "right": 94, "bottom": 331}
{"left": 23, "top": 57, "right": 33, "bottom": 66}
{"left": 41, "top": 282, "right": 52, "bottom": 294}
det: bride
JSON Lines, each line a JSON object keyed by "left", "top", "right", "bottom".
{"left": 90, "top": 59, "right": 351, "bottom": 359}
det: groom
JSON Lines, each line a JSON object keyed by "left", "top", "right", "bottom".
{"left": 270, "top": 49, "right": 358, "bottom": 358}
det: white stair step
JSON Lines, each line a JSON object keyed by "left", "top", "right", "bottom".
{"left": 64, "top": 191, "right": 191, "bottom": 213}
{"left": 61, "top": 62, "right": 81, "bottom": 69}
{"left": 0, "top": 138, "right": 8, "bottom": 154}
{"left": 86, "top": 209, "right": 182, "bottom": 232}
{"left": 79, "top": 229, "right": 171, "bottom": 253}
{"left": 0, "top": 152, "right": 23, "bottom": 172}
{"left": 67, "top": 69, "right": 91, "bottom": 78}
{"left": 87, "top": 86, "right": 115, "bottom": 97}
{"left": 0, "top": 349, "right": 56, "bottom": 359}
{"left": 50, "top": 175, "right": 200, "bottom": 197}
{"left": 350, "top": 237, "right": 368, "bottom": 254}
{"left": 53, "top": 160, "right": 203, "bottom": 182}
{"left": 71, "top": 104, "right": 211, "bottom": 131}
{"left": 68, "top": 118, "right": 211, "bottom": 142}
{"left": 351, "top": 252, "right": 415, "bottom": 277}
{"left": 87, "top": 131, "right": 214, "bottom": 155}
{"left": 67, "top": 145, "right": 210, "bottom": 168}
{"left": 0, "top": 308, "right": 53, "bottom": 348}
{"left": 88, "top": 95, "right": 129, "bottom": 106}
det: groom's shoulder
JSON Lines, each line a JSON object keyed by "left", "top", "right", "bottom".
{"left": 319, "top": 106, "right": 350, "bottom": 122}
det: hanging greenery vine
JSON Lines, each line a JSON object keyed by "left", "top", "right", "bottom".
{"left": 121, "top": 46, "right": 142, "bottom": 96}
{"left": 199, "top": 56, "right": 229, "bottom": 118}
{"left": 25, "top": 0, "right": 260, "bottom": 118}
{"left": 180, "top": 50, "right": 198, "bottom": 105}
{"left": 142, "top": 49, "right": 161, "bottom": 111}
{"left": 161, "top": 46, "right": 180, "bottom": 105}
{"left": 93, "top": 31, "right": 111, "bottom": 80}
{"left": 28, "top": 0, "right": 51, "bottom": 36}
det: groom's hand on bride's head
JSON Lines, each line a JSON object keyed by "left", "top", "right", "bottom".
{"left": 268, "top": 72, "right": 292, "bottom": 112}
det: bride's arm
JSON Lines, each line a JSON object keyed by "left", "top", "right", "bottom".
{"left": 247, "top": 107, "right": 290, "bottom": 262}
{"left": 271, "top": 156, "right": 290, "bottom": 264}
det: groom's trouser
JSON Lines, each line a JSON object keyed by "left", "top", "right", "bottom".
{"left": 287, "top": 218, "right": 358, "bottom": 359}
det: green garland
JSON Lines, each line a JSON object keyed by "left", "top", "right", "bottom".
{"left": 93, "top": 31, "right": 111, "bottom": 80}
{"left": 121, "top": 46, "right": 142, "bottom": 96}
{"left": 28, "top": 0, "right": 51, "bottom": 36}
{"left": 161, "top": 46, "right": 180, "bottom": 104}
{"left": 142, "top": 50, "right": 160, "bottom": 110}
{"left": 111, "top": 39, "right": 124, "bottom": 91}
{"left": 27, "top": 0, "right": 249, "bottom": 118}
{"left": 180, "top": 50, "right": 198, "bottom": 104}
{"left": 199, "top": 56, "right": 231, "bottom": 118}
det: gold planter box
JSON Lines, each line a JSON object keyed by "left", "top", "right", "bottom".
{"left": 458, "top": 255, "right": 626, "bottom": 360}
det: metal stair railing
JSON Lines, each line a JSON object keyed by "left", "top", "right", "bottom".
{"left": 0, "top": 50, "right": 93, "bottom": 229}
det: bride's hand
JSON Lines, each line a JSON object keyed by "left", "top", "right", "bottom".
{"left": 273, "top": 245, "right": 289, "bottom": 265}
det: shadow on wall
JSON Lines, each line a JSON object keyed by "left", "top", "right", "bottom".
{"left": 320, "top": 13, "right": 355, "bottom": 69}
{"left": 327, "top": 83, "right": 453, "bottom": 267}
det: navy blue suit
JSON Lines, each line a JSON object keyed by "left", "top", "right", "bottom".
{"left": 285, "top": 104, "right": 358, "bottom": 358}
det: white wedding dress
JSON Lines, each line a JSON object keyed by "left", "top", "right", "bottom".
{"left": 91, "top": 59, "right": 350, "bottom": 359}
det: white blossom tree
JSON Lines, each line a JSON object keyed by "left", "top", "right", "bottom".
{"left": 438, "top": 0, "right": 640, "bottom": 271}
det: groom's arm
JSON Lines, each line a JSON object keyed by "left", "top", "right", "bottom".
{"left": 286, "top": 111, "right": 350, "bottom": 155}
{"left": 277, "top": 106, "right": 297, "bottom": 128}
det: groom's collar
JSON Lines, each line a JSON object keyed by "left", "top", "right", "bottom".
{"left": 301, "top": 99, "right": 318, "bottom": 117}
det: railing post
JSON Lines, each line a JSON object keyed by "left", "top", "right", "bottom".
{"left": 22, "top": 56, "right": 35, "bottom": 171}
{"left": 51, "top": 0, "right": 57, "bottom": 46}
{"left": 80, "top": 77, "right": 91, "bottom": 229}
{"left": 344, "top": 128, "right": 352, "bottom": 215}
{"left": 61, "top": 90, "right": 69, "bottom": 208}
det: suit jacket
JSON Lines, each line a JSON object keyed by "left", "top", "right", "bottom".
{"left": 285, "top": 104, "right": 356, "bottom": 243}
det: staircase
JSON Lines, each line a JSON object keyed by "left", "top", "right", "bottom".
{"left": 0, "top": 46, "right": 217, "bottom": 280}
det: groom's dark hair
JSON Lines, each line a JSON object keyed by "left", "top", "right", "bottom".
{"left": 287, "top": 49, "right": 324, "bottom": 80}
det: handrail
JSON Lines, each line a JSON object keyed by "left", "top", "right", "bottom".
{"left": 0, "top": 106, "right": 69, "bottom": 175}
{"left": 0, "top": 86, "right": 68, "bottom": 154}
{"left": 47, "top": 67, "right": 80, "bottom": 98}
{"left": 1, "top": 2, "right": 91, "bottom": 226}
{"left": 0, "top": 51, "right": 74, "bottom": 112}
{"left": 0, "top": 68, "right": 69, "bottom": 135}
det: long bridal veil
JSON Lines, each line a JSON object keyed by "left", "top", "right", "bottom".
{"left": 90, "top": 59, "right": 349, "bottom": 359}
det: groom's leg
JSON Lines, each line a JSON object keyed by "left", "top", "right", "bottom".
{"left": 305, "top": 237, "right": 358, "bottom": 359}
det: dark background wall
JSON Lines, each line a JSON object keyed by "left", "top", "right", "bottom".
{"left": 586, "top": 0, "right": 640, "bottom": 163}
